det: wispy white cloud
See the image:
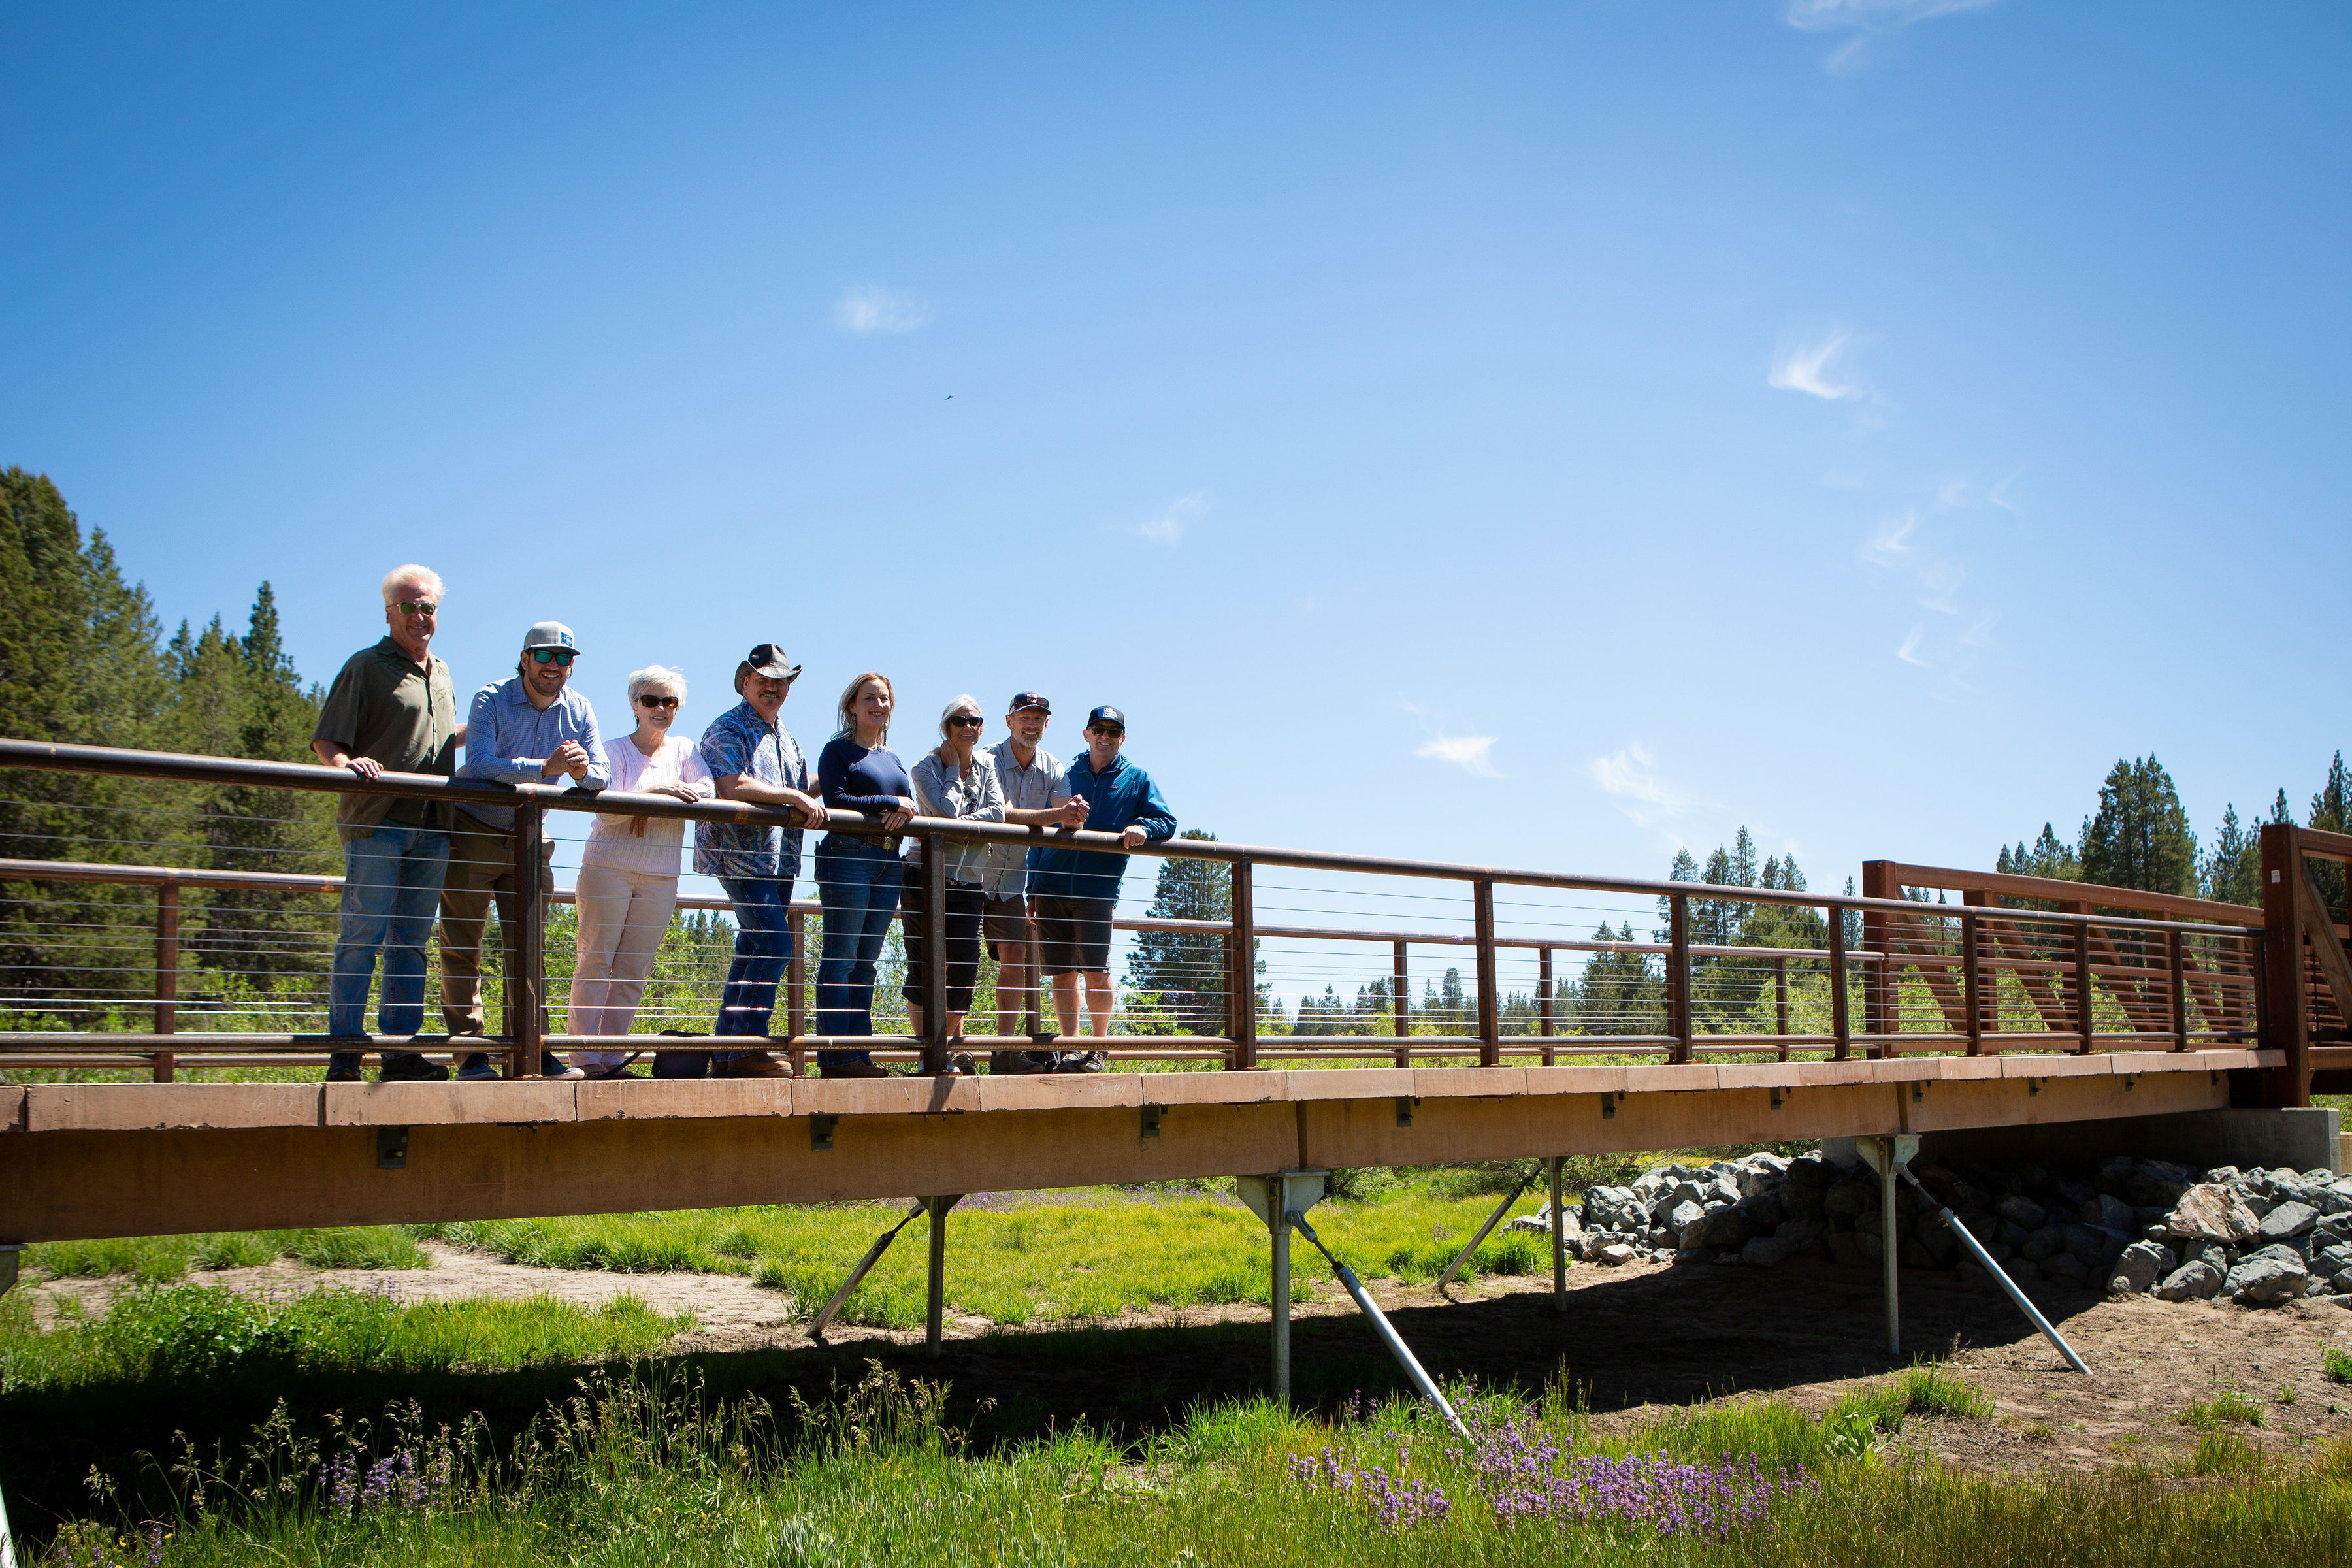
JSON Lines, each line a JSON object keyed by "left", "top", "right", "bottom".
{"left": 1987, "top": 470, "right": 2025, "bottom": 516}
{"left": 834, "top": 285, "right": 930, "bottom": 334}
{"left": 1785, "top": 0, "right": 1997, "bottom": 74}
{"left": 1862, "top": 512, "right": 1916, "bottom": 564}
{"left": 1124, "top": 493, "right": 1207, "bottom": 546}
{"left": 1961, "top": 613, "right": 1999, "bottom": 649}
{"left": 1416, "top": 735, "right": 1500, "bottom": 778}
{"left": 1918, "top": 561, "right": 1965, "bottom": 615}
{"left": 1768, "top": 329, "right": 1861, "bottom": 400}
{"left": 1587, "top": 742, "right": 1693, "bottom": 826}
{"left": 1895, "top": 625, "right": 1929, "bottom": 666}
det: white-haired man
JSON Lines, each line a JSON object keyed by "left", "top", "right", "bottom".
{"left": 310, "top": 565, "right": 462, "bottom": 1083}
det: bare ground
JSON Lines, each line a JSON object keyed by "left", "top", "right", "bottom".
{"left": 26, "top": 1241, "right": 2352, "bottom": 1475}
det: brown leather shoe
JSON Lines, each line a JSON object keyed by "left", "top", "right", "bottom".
{"left": 820, "top": 1059, "right": 893, "bottom": 1079}
{"left": 715, "top": 1053, "right": 792, "bottom": 1079}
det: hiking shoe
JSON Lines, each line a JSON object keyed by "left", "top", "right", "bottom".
{"left": 820, "top": 1059, "right": 893, "bottom": 1079}
{"left": 715, "top": 1053, "right": 792, "bottom": 1079}
{"left": 378, "top": 1053, "right": 451, "bottom": 1083}
{"left": 324, "top": 1056, "right": 365, "bottom": 1083}
{"left": 987, "top": 1050, "right": 1053, "bottom": 1075}
{"left": 455, "top": 1053, "right": 502, "bottom": 1082}
{"left": 926, "top": 1052, "right": 977, "bottom": 1078}
{"left": 1054, "top": 1050, "right": 1108, "bottom": 1074}
{"left": 540, "top": 1054, "right": 585, "bottom": 1081}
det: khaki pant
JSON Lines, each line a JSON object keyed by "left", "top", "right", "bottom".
{"left": 438, "top": 811, "right": 555, "bottom": 1037}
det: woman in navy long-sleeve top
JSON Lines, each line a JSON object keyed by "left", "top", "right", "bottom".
{"left": 811, "top": 672, "right": 918, "bottom": 1076}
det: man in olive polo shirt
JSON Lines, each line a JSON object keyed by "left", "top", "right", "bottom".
{"left": 310, "top": 564, "right": 463, "bottom": 1083}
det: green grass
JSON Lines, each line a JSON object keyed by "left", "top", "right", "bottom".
{"left": 30, "top": 1226, "right": 431, "bottom": 1282}
{"left": 2180, "top": 1390, "right": 2266, "bottom": 1430}
{"left": 25, "top": 1365, "right": 2352, "bottom": 1567}
{"left": 2325, "top": 1346, "right": 2352, "bottom": 1386}
{"left": 0, "top": 1281, "right": 689, "bottom": 1390}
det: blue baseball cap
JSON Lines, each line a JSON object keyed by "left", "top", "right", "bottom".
{"left": 1087, "top": 705, "right": 1126, "bottom": 731}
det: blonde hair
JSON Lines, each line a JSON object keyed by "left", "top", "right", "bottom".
{"left": 381, "top": 564, "right": 444, "bottom": 605}
{"left": 938, "top": 693, "right": 983, "bottom": 740}
{"left": 837, "top": 672, "right": 894, "bottom": 742}
{"left": 628, "top": 665, "right": 687, "bottom": 704}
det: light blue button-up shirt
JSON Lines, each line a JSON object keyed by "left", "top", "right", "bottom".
{"left": 457, "top": 676, "right": 609, "bottom": 829}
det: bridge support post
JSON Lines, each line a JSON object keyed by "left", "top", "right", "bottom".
{"left": 1855, "top": 1134, "right": 1918, "bottom": 1357}
{"left": 1236, "top": 1170, "right": 1327, "bottom": 1404}
{"left": 1548, "top": 1156, "right": 1567, "bottom": 1313}
{"left": 924, "top": 1193, "right": 961, "bottom": 1357}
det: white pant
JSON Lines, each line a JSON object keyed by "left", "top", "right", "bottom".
{"left": 568, "top": 864, "right": 679, "bottom": 1069}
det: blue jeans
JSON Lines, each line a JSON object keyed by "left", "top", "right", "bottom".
{"left": 329, "top": 825, "right": 451, "bottom": 1047}
{"left": 815, "top": 836, "right": 902, "bottom": 1067}
{"left": 713, "top": 874, "right": 795, "bottom": 1065}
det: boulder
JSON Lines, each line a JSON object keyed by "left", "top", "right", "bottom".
{"left": 1825, "top": 1184, "right": 1874, "bottom": 1222}
{"left": 2128, "top": 1160, "right": 2195, "bottom": 1208}
{"left": 2226, "top": 1254, "right": 2308, "bottom": 1305}
{"left": 2204, "top": 1165, "right": 2240, "bottom": 1184}
{"left": 1995, "top": 1194, "right": 2049, "bottom": 1230}
{"left": 2259, "top": 1201, "right": 2320, "bottom": 1241}
{"left": 1740, "top": 1218, "right": 1825, "bottom": 1268}
{"left": 1696, "top": 1204, "right": 1751, "bottom": 1250}
{"left": 1782, "top": 1183, "right": 1827, "bottom": 1221}
{"left": 2095, "top": 1153, "right": 2137, "bottom": 1196}
{"left": 2040, "top": 1253, "right": 2089, "bottom": 1284}
{"left": 2107, "top": 1241, "right": 2176, "bottom": 1294}
{"left": 2164, "top": 1184, "right": 2261, "bottom": 1244}
{"left": 1740, "top": 1191, "right": 1788, "bottom": 1233}
{"left": 1666, "top": 1200, "right": 1706, "bottom": 1242}
{"left": 2155, "top": 1259, "right": 2225, "bottom": 1301}
{"left": 1593, "top": 1243, "right": 1638, "bottom": 1267}
{"left": 1584, "top": 1186, "right": 1649, "bottom": 1233}
{"left": 2021, "top": 1226, "right": 2066, "bottom": 1262}
{"left": 2097, "top": 1194, "right": 2136, "bottom": 1233}
{"left": 1787, "top": 1156, "right": 1833, "bottom": 1188}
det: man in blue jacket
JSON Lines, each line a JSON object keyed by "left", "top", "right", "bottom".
{"left": 1024, "top": 706, "right": 1176, "bottom": 1070}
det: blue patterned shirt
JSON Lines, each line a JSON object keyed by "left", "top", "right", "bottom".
{"left": 693, "top": 699, "right": 812, "bottom": 883}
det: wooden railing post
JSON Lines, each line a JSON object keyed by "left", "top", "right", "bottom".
{"left": 2169, "top": 928, "right": 2190, "bottom": 1051}
{"left": 153, "top": 880, "right": 179, "bottom": 1083}
{"left": 1829, "top": 901, "right": 1851, "bottom": 1060}
{"left": 1230, "top": 858, "right": 1256, "bottom": 1070}
{"left": 1667, "top": 892, "right": 1692, "bottom": 1064}
{"left": 513, "top": 802, "right": 545, "bottom": 1079}
{"left": 1961, "top": 911, "right": 1983, "bottom": 1056}
{"left": 1773, "top": 955, "right": 1789, "bottom": 1063}
{"left": 786, "top": 907, "right": 807, "bottom": 1075}
{"left": 2259, "top": 823, "right": 2308, "bottom": 1106}
{"left": 922, "top": 832, "right": 949, "bottom": 1077}
{"left": 2072, "top": 912, "right": 2095, "bottom": 1057}
{"left": 1538, "top": 945, "right": 1555, "bottom": 1068}
{"left": 1390, "top": 939, "right": 1410, "bottom": 1068}
{"left": 1473, "top": 878, "right": 1500, "bottom": 1067}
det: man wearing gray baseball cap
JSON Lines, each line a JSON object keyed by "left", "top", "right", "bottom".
{"left": 443, "top": 619, "right": 609, "bottom": 1079}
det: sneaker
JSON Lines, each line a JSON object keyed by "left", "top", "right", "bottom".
{"left": 1054, "top": 1050, "right": 1108, "bottom": 1074}
{"left": 324, "top": 1057, "right": 365, "bottom": 1083}
{"left": 378, "top": 1053, "right": 452, "bottom": 1083}
{"left": 715, "top": 1053, "right": 792, "bottom": 1079}
{"left": 820, "top": 1059, "right": 893, "bottom": 1079}
{"left": 924, "top": 1051, "right": 977, "bottom": 1078}
{"left": 455, "top": 1053, "right": 502, "bottom": 1082}
{"left": 540, "top": 1054, "right": 585, "bottom": 1081}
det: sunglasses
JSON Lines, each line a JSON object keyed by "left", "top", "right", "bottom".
{"left": 1088, "top": 725, "right": 1124, "bottom": 738}
{"left": 947, "top": 715, "right": 984, "bottom": 729}
{"left": 530, "top": 649, "right": 576, "bottom": 667}
{"left": 393, "top": 600, "right": 438, "bottom": 616}
{"left": 637, "top": 694, "right": 679, "bottom": 709}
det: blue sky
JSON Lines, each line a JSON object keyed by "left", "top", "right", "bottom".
{"left": 5, "top": 3, "right": 2347, "bottom": 994}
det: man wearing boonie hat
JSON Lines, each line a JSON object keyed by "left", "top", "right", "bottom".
{"left": 443, "top": 619, "right": 608, "bottom": 1081}
{"left": 1023, "top": 704, "right": 1176, "bottom": 1071}
{"left": 975, "top": 692, "right": 1090, "bottom": 1073}
{"left": 686, "top": 642, "right": 828, "bottom": 1079}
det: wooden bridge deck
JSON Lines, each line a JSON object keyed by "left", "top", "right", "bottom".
{"left": 0, "top": 1049, "right": 2267, "bottom": 1243}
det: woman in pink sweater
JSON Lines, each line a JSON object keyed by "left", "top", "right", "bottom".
{"left": 568, "top": 664, "right": 714, "bottom": 1077}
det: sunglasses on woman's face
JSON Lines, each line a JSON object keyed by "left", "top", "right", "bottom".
{"left": 530, "top": 649, "right": 576, "bottom": 667}
{"left": 638, "top": 695, "right": 679, "bottom": 709}
{"left": 948, "top": 715, "right": 984, "bottom": 729}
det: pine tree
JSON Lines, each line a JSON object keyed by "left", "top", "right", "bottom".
{"left": 1123, "top": 830, "right": 1243, "bottom": 1033}
{"left": 2309, "top": 752, "right": 2350, "bottom": 911}
{"left": 2200, "top": 803, "right": 2264, "bottom": 909}
{"left": 2078, "top": 755, "right": 2198, "bottom": 897}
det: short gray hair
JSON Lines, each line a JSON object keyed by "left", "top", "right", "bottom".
{"left": 381, "top": 564, "right": 444, "bottom": 604}
{"left": 628, "top": 665, "right": 687, "bottom": 704}
{"left": 938, "top": 693, "right": 983, "bottom": 740}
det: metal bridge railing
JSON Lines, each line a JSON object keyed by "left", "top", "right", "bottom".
{"left": 0, "top": 737, "right": 2268, "bottom": 1083}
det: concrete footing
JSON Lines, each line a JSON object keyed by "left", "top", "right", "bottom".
{"left": 1829, "top": 1107, "right": 2344, "bottom": 1177}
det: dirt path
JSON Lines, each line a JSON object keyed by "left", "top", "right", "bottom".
{"left": 26, "top": 1246, "right": 2352, "bottom": 1475}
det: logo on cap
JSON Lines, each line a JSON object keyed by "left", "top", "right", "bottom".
{"left": 1087, "top": 705, "right": 1126, "bottom": 730}
{"left": 1009, "top": 691, "right": 1051, "bottom": 715}
{"left": 523, "top": 621, "right": 579, "bottom": 653}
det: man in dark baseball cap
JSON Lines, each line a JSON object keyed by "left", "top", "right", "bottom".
{"left": 1026, "top": 704, "right": 1174, "bottom": 1070}
{"left": 973, "top": 691, "right": 1089, "bottom": 1072}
